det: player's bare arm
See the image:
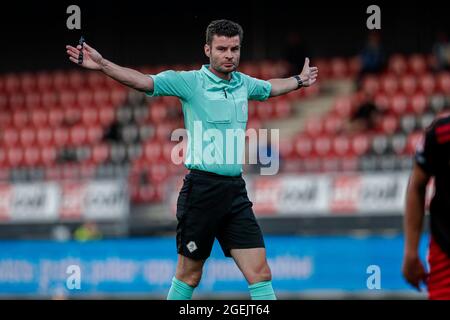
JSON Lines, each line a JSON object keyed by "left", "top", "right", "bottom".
{"left": 65, "top": 42, "right": 154, "bottom": 92}
{"left": 268, "top": 57, "right": 318, "bottom": 97}
{"left": 402, "top": 163, "right": 430, "bottom": 290}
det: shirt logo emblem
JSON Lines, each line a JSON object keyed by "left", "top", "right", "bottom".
{"left": 242, "top": 103, "right": 247, "bottom": 114}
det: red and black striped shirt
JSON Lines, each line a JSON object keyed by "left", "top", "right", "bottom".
{"left": 415, "top": 115, "right": 450, "bottom": 258}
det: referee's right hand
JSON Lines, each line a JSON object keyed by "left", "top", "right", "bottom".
{"left": 66, "top": 42, "right": 103, "bottom": 70}
{"left": 402, "top": 253, "right": 428, "bottom": 291}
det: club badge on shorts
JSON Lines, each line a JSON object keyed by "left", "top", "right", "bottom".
{"left": 187, "top": 241, "right": 198, "bottom": 253}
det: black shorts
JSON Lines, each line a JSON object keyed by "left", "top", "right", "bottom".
{"left": 175, "top": 169, "right": 265, "bottom": 260}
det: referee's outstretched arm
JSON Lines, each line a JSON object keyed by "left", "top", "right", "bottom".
{"left": 268, "top": 57, "right": 318, "bottom": 97}
{"left": 402, "top": 163, "right": 430, "bottom": 291}
{"left": 65, "top": 42, "right": 154, "bottom": 93}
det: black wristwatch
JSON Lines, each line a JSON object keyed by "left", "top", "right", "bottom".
{"left": 293, "top": 75, "right": 304, "bottom": 89}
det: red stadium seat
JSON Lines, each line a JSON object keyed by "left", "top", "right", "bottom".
{"left": 52, "top": 71, "right": 69, "bottom": 90}
{"left": 330, "top": 58, "right": 348, "bottom": 78}
{"left": 304, "top": 118, "right": 323, "bottom": 136}
{"left": 12, "top": 110, "right": 29, "bottom": 127}
{"left": 380, "top": 114, "right": 399, "bottom": 134}
{"left": 4, "top": 74, "right": 20, "bottom": 93}
{"left": 408, "top": 54, "right": 427, "bottom": 75}
{"left": 400, "top": 74, "right": 417, "bottom": 95}
{"left": 143, "top": 140, "right": 162, "bottom": 162}
{"left": 0, "top": 94, "right": 7, "bottom": 109}
{"left": 23, "top": 147, "right": 40, "bottom": 167}
{"left": 36, "top": 72, "right": 52, "bottom": 92}
{"left": 323, "top": 115, "right": 344, "bottom": 135}
{"left": 6, "top": 148, "right": 24, "bottom": 167}
{"left": 2, "top": 127, "right": 19, "bottom": 147}
{"left": 149, "top": 162, "right": 170, "bottom": 183}
{"left": 87, "top": 72, "right": 106, "bottom": 89}
{"left": 154, "top": 123, "right": 175, "bottom": 141}
{"left": 273, "top": 99, "right": 292, "bottom": 119}
{"left": 410, "top": 93, "right": 428, "bottom": 114}
{"left": 53, "top": 127, "right": 69, "bottom": 147}
{"left": 390, "top": 94, "right": 408, "bottom": 115}
{"left": 313, "top": 135, "right": 332, "bottom": 156}
{"left": 91, "top": 144, "right": 110, "bottom": 164}
{"left": 76, "top": 88, "right": 94, "bottom": 107}
{"left": 9, "top": 93, "right": 25, "bottom": 109}
{"left": 68, "top": 71, "right": 84, "bottom": 90}
{"left": 19, "top": 128, "right": 36, "bottom": 147}
{"left": 93, "top": 89, "right": 110, "bottom": 107}
{"left": 81, "top": 108, "right": 99, "bottom": 125}
{"left": 63, "top": 107, "right": 81, "bottom": 125}
{"left": 374, "top": 93, "right": 389, "bottom": 112}
{"left": 380, "top": 74, "right": 399, "bottom": 95}
{"left": 333, "top": 96, "right": 354, "bottom": 118}
{"left": 59, "top": 89, "right": 76, "bottom": 107}
{"left": 294, "top": 135, "right": 313, "bottom": 158}
{"left": 351, "top": 134, "right": 370, "bottom": 156}
{"left": 437, "top": 72, "right": 450, "bottom": 94}
{"left": 278, "top": 138, "right": 295, "bottom": 159}
{"left": 36, "top": 127, "right": 53, "bottom": 146}
{"left": 255, "top": 101, "right": 274, "bottom": 120}
{"left": 332, "top": 135, "right": 351, "bottom": 156}
{"left": 25, "top": 92, "right": 41, "bottom": 109}
{"left": 30, "top": 109, "right": 48, "bottom": 128}
{"left": 0, "top": 113, "right": 12, "bottom": 127}
{"left": 418, "top": 73, "right": 436, "bottom": 95}
{"left": 110, "top": 87, "right": 127, "bottom": 106}
{"left": 388, "top": 54, "right": 408, "bottom": 75}
{"left": 69, "top": 125, "right": 87, "bottom": 146}
{"left": 361, "top": 75, "right": 380, "bottom": 95}
{"left": 41, "top": 91, "right": 58, "bottom": 109}
{"left": 47, "top": 109, "right": 64, "bottom": 127}
{"left": 20, "top": 73, "right": 37, "bottom": 92}
{"left": 41, "top": 146, "right": 56, "bottom": 166}
{"left": 149, "top": 102, "right": 168, "bottom": 123}
{"left": 348, "top": 56, "right": 361, "bottom": 77}
{"left": 86, "top": 125, "right": 104, "bottom": 144}
{"left": 98, "top": 107, "right": 115, "bottom": 126}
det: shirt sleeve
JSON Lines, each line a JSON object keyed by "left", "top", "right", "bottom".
{"left": 146, "top": 70, "right": 197, "bottom": 100}
{"left": 244, "top": 74, "right": 272, "bottom": 101}
{"left": 415, "top": 124, "right": 437, "bottom": 175}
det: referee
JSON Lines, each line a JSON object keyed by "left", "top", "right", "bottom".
{"left": 66, "top": 19, "right": 318, "bottom": 300}
{"left": 403, "top": 114, "right": 450, "bottom": 299}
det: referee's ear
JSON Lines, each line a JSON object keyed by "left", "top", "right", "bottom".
{"left": 204, "top": 44, "right": 211, "bottom": 58}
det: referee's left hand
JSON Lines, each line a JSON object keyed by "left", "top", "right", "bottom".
{"left": 299, "top": 57, "right": 318, "bottom": 87}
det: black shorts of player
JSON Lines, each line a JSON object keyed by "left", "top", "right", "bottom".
{"left": 176, "top": 169, "right": 265, "bottom": 260}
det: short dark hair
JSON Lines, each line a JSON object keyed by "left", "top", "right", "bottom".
{"left": 206, "top": 19, "right": 243, "bottom": 45}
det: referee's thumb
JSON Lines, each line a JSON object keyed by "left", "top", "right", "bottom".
{"left": 304, "top": 57, "right": 310, "bottom": 68}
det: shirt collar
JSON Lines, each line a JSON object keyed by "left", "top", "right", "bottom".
{"left": 201, "top": 64, "right": 236, "bottom": 85}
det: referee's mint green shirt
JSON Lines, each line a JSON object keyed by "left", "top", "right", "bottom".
{"left": 146, "top": 65, "right": 272, "bottom": 176}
